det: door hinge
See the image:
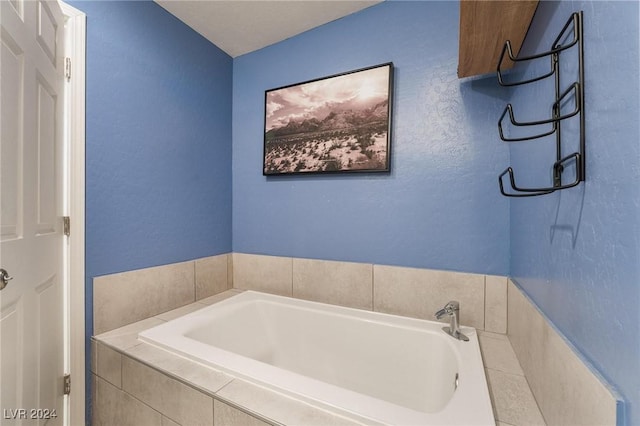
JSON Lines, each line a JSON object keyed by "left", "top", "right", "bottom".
{"left": 63, "top": 216, "right": 70, "bottom": 236}
{"left": 65, "top": 57, "right": 71, "bottom": 81}
{"left": 63, "top": 374, "right": 71, "bottom": 395}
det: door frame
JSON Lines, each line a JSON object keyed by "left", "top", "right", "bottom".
{"left": 60, "top": 2, "right": 86, "bottom": 425}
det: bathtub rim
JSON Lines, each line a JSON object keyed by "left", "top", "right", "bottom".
{"left": 138, "top": 290, "right": 495, "bottom": 426}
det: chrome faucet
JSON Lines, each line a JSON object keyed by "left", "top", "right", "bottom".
{"left": 435, "top": 301, "right": 469, "bottom": 341}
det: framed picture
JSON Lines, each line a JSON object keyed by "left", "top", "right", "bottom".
{"left": 263, "top": 63, "right": 393, "bottom": 175}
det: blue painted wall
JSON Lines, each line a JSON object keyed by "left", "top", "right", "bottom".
{"left": 68, "top": 0, "right": 232, "bottom": 421}
{"left": 72, "top": 0, "right": 232, "bottom": 331}
{"left": 232, "top": 1, "right": 510, "bottom": 275}
{"left": 73, "top": 0, "right": 639, "bottom": 424}
{"left": 508, "top": 1, "right": 639, "bottom": 424}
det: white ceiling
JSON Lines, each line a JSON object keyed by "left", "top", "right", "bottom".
{"left": 154, "top": 0, "right": 383, "bottom": 58}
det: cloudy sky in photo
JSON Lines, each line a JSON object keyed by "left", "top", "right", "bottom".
{"left": 266, "top": 65, "right": 390, "bottom": 131}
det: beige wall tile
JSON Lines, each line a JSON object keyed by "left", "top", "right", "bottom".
{"left": 543, "top": 329, "right": 618, "bottom": 425}
{"left": 93, "top": 261, "right": 195, "bottom": 334}
{"left": 507, "top": 280, "right": 618, "bottom": 426}
{"left": 232, "top": 253, "right": 292, "bottom": 296}
{"left": 485, "top": 368, "right": 546, "bottom": 425}
{"left": 479, "top": 330, "right": 509, "bottom": 341}
{"left": 485, "top": 275, "right": 507, "bottom": 334}
{"left": 125, "top": 343, "right": 233, "bottom": 395}
{"left": 195, "top": 254, "right": 231, "bottom": 300}
{"left": 507, "top": 280, "right": 547, "bottom": 379}
{"left": 155, "top": 302, "right": 206, "bottom": 322}
{"left": 478, "top": 333, "right": 523, "bottom": 375}
{"left": 121, "top": 356, "right": 213, "bottom": 426}
{"left": 96, "top": 342, "right": 122, "bottom": 388}
{"left": 161, "top": 416, "right": 180, "bottom": 426}
{"left": 227, "top": 254, "right": 234, "bottom": 288}
{"left": 216, "top": 379, "right": 371, "bottom": 426}
{"left": 94, "top": 375, "right": 162, "bottom": 426}
{"left": 198, "top": 289, "right": 244, "bottom": 306}
{"left": 214, "top": 400, "right": 271, "bottom": 426}
{"left": 373, "top": 265, "right": 485, "bottom": 329}
{"left": 292, "top": 258, "right": 373, "bottom": 310}
{"left": 95, "top": 317, "right": 165, "bottom": 351}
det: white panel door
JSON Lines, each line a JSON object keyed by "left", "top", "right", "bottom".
{"left": 1, "top": 0, "right": 66, "bottom": 425}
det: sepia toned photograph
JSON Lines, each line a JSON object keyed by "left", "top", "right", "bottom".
{"left": 263, "top": 63, "right": 393, "bottom": 175}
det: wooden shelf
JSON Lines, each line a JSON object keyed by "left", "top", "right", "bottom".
{"left": 458, "top": 0, "right": 539, "bottom": 78}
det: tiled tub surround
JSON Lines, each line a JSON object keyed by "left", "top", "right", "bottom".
{"left": 138, "top": 291, "right": 494, "bottom": 425}
{"left": 230, "top": 253, "right": 618, "bottom": 425}
{"left": 232, "top": 253, "right": 508, "bottom": 333}
{"left": 507, "top": 280, "right": 621, "bottom": 425}
{"left": 92, "top": 253, "right": 617, "bottom": 425}
{"left": 93, "top": 252, "right": 507, "bottom": 336}
{"left": 93, "top": 254, "right": 233, "bottom": 334}
{"left": 92, "top": 253, "right": 518, "bottom": 425}
{"left": 93, "top": 290, "right": 536, "bottom": 426}
{"left": 93, "top": 291, "right": 386, "bottom": 426}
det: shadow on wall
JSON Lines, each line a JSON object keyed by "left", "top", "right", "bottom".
{"left": 549, "top": 180, "right": 586, "bottom": 248}
{"left": 465, "top": 74, "right": 513, "bottom": 103}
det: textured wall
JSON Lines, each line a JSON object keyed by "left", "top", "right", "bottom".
{"left": 68, "top": 1, "right": 233, "bottom": 421}
{"left": 72, "top": 0, "right": 232, "bottom": 330}
{"left": 71, "top": 0, "right": 639, "bottom": 423}
{"left": 508, "top": 2, "right": 640, "bottom": 424}
{"left": 232, "top": 1, "right": 510, "bottom": 275}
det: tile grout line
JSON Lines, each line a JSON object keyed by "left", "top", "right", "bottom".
{"left": 212, "top": 387, "right": 284, "bottom": 426}
{"left": 193, "top": 259, "right": 197, "bottom": 302}
{"left": 485, "top": 365, "right": 547, "bottom": 425}
{"left": 516, "top": 356, "right": 548, "bottom": 425}
{"left": 505, "top": 277, "right": 510, "bottom": 336}
{"left": 101, "top": 372, "right": 168, "bottom": 424}
{"left": 228, "top": 252, "right": 233, "bottom": 290}
{"left": 290, "top": 256, "right": 294, "bottom": 296}
{"left": 119, "top": 344, "right": 123, "bottom": 390}
{"left": 371, "top": 263, "right": 375, "bottom": 312}
{"left": 483, "top": 274, "right": 487, "bottom": 331}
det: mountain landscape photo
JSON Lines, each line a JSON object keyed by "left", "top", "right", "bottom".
{"left": 264, "top": 65, "right": 392, "bottom": 174}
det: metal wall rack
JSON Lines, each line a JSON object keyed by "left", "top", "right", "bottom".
{"left": 496, "top": 11, "right": 585, "bottom": 197}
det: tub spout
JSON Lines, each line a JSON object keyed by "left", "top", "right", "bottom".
{"left": 435, "top": 307, "right": 449, "bottom": 320}
{"left": 434, "top": 301, "right": 469, "bottom": 342}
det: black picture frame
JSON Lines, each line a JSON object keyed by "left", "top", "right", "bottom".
{"left": 263, "top": 63, "right": 394, "bottom": 175}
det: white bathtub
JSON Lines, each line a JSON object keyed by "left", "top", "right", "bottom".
{"left": 139, "top": 291, "right": 494, "bottom": 425}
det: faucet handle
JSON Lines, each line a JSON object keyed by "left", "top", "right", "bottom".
{"left": 444, "top": 301, "right": 460, "bottom": 311}
{"left": 435, "top": 300, "right": 460, "bottom": 319}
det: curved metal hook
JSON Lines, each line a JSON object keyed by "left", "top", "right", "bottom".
{"left": 497, "top": 13, "right": 580, "bottom": 87}
{"left": 498, "top": 153, "right": 582, "bottom": 197}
